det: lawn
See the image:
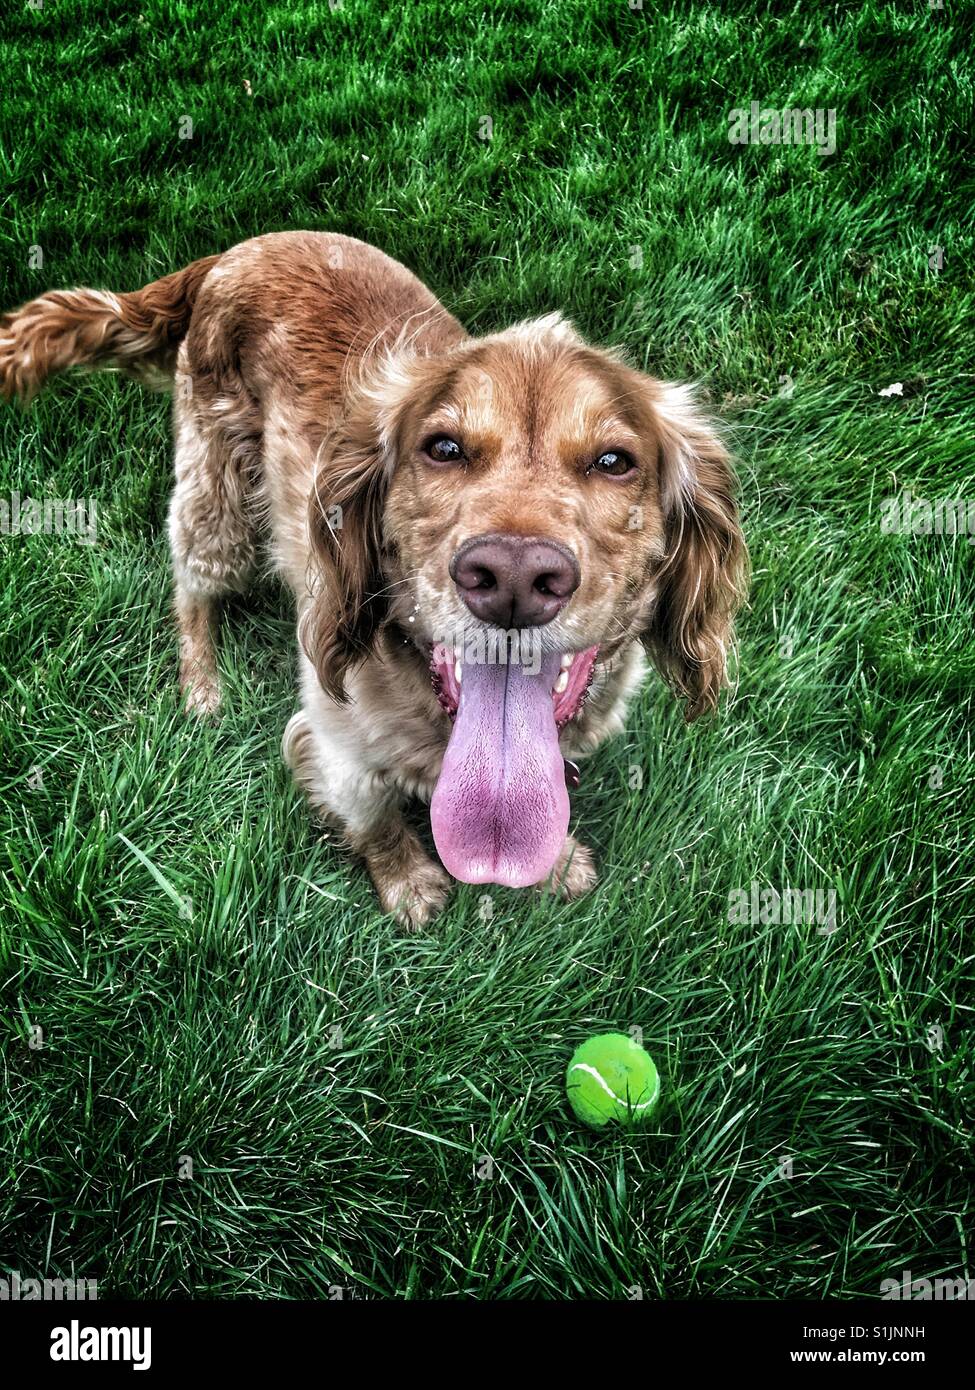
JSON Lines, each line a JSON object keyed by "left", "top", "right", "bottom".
{"left": 0, "top": 0, "right": 972, "bottom": 1299}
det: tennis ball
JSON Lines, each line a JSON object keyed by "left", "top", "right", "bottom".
{"left": 565, "top": 1032, "right": 660, "bottom": 1128}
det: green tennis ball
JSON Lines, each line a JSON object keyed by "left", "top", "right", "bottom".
{"left": 565, "top": 1033, "right": 660, "bottom": 1128}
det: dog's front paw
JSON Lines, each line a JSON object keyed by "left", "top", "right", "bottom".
{"left": 358, "top": 823, "right": 452, "bottom": 930}
{"left": 182, "top": 673, "right": 222, "bottom": 718}
{"left": 179, "top": 640, "right": 222, "bottom": 718}
{"left": 545, "top": 835, "right": 598, "bottom": 899}
{"left": 378, "top": 855, "right": 452, "bottom": 931}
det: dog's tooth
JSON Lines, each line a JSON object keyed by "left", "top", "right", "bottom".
{"left": 454, "top": 659, "right": 463, "bottom": 684}
{"left": 560, "top": 653, "right": 573, "bottom": 670}
{"left": 554, "top": 670, "right": 569, "bottom": 695}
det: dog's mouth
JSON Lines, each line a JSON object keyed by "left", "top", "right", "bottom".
{"left": 428, "top": 644, "right": 598, "bottom": 888}
{"left": 429, "top": 645, "right": 597, "bottom": 727}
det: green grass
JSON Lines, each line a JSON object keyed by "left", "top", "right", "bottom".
{"left": 1, "top": 0, "right": 973, "bottom": 1299}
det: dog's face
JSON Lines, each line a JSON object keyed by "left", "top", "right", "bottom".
{"left": 308, "top": 314, "right": 746, "bottom": 720}
{"left": 305, "top": 315, "right": 746, "bottom": 887}
{"left": 386, "top": 317, "right": 666, "bottom": 666}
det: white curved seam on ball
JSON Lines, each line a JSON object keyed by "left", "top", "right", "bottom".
{"left": 567, "top": 1063, "right": 659, "bottom": 1110}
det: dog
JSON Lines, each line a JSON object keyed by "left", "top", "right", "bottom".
{"left": 0, "top": 231, "right": 747, "bottom": 927}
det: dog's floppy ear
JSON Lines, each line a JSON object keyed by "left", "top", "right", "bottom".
{"left": 643, "top": 382, "right": 747, "bottom": 720}
{"left": 303, "top": 352, "right": 420, "bottom": 703}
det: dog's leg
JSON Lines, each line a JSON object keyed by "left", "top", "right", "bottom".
{"left": 546, "top": 834, "right": 598, "bottom": 899}
{"left": 174, "top": 587, "right": 223, "bottom": 717}
{"left": 168, "top": 365, "right": 260, "bottom": 716}
{"left": 283, "top": 706, "right": 452, "bottom": 930}
{"left": 347, "top": 818, "right": 453, "bottom": 932}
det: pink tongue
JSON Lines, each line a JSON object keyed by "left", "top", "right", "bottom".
{"left": 431, "top": 651, "right": 568, "bottom": 887}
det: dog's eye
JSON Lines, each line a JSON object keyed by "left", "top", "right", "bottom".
{"left": 588, "top": 450, "right": 635, "bottom": 478}
{"left": 425, "top": 436, "right": 465, "bottom": 465}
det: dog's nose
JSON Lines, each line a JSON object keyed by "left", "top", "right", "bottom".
{"left": 450, "top": 533, "right": 580, "bottom": 627}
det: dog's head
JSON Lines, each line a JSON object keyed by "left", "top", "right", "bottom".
{"left": 305, "top": 315, "right": 747, "bottom": 886}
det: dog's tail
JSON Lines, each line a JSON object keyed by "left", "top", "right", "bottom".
{"left": 0, "top": 254, "right": 221, "bottom": 403}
